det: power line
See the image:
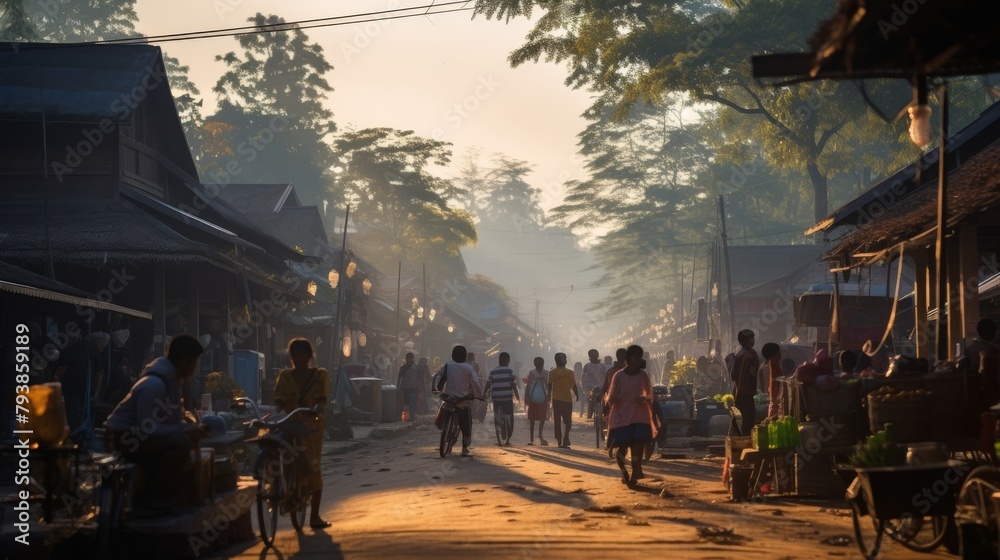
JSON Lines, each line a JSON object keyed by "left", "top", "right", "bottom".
{"left": 58, "top": 2, "right": 477, "bottom": 46}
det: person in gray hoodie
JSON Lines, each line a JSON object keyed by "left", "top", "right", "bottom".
{"left": 105, "top": 334, "right": 205, "bottom": 509}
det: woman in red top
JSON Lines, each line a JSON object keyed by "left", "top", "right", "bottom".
{"left": 606, "top": 345, "right": 657, "bottom": 487}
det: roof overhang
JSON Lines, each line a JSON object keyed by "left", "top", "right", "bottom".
{"left": 0, "top": 280, "right": 151, "bottom": 319}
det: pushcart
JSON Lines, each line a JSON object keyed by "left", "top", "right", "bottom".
{"left": 846, "top": 461, "right": 967, "bottom": 559}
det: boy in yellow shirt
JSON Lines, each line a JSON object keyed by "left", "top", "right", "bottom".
{"left": 548, "top": 352, "right": 579, "bottom": 448}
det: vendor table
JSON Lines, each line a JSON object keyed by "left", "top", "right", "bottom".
{"left": 740, "top": 448, "right": 795, "bottom": 495}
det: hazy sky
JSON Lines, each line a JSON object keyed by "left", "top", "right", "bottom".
{"left": 135, "top": 0, "right": 592, "bottom": 211}
{"left": 134, "top": 0, "right": 621, "bottom": 349}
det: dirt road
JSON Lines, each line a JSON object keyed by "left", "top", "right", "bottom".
{"left": 209, "top": 410, "right": 953, "bottom": 559}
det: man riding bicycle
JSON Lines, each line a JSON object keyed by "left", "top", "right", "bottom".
{"left": 435, "top": 345, "right": 483, "bottom": 457}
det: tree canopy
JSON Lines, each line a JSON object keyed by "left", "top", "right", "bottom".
{"left": 334, "top": 128, "right": 477, "bottom": 278}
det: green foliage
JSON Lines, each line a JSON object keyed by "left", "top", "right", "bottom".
{"left": 203, "top": 14, "right": 338, "bottom": 207}
{"left": 475, "top": 0, "right": 998, "bottom": 225}
{"left": 204, "top": 371, "right": 245, "bottom": 398}
{"left": 333, "top": 128, "right": 477, "bottom": 277}
{"left": 849, "top": 425, "right": 905, "bottom": 468}
{"left": 712, "top": 393, "right": 735, "bottom": 409}
{"left": 667, "top": 356, "right": 698, "bottom": 386}
{"left": 1, "top": 0, "right": 138, "bottom": 42}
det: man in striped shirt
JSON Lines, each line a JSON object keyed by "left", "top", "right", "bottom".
{"left": 485, "top": 352, "right": 520, "bottom": 446}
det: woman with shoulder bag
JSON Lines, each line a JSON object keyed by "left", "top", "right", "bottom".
{"left": 525, "top": 357, "right": 550, "bottom": 446}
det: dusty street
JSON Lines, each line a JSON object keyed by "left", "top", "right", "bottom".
{"left": 208, "top": 410, "right": 954, "bottom": 560}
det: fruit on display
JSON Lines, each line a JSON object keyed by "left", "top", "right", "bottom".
{"left": 849, "top": 423, "right": 906, "bottom": 468}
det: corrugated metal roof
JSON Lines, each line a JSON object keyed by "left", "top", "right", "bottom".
{"left": 0, "top": 43, "right": 162, "bottom": 122}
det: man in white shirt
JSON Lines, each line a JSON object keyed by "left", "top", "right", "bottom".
{"left": 435, "top": 345, "right": 483, "bottom": 456}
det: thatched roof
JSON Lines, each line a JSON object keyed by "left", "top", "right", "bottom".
{"left": 810, "top": 100, "right": 1000, "bottom": 235}
{"left": 0, "top": 197, "right": 222, "bottom": 265}
{"left": 754, "top": 1, "right": 1000, "bottom": 80}
{"left": 828, "top": 137, "right": 1000, "bottom": 264}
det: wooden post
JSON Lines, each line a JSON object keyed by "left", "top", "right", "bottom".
{"left": 934, "top": 83, "right": 949, "bottom": 361}
{"left": 719, "top": 195, "right": 737, "bottom": 350}
{"left": 912, "top": 251, "right": 929, "bottom": 359}
{"left": 947, "top": 235, "right": 963, "bottom": 357}
{"left": 958, "top": 224, "right": 980, "bottom": 352}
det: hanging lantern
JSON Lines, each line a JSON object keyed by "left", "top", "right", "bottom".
{"left": 417, "top": 306, "right": 424, "bottom": 319}
{"left": 342, "top": 326, "right": 352, "bottom": 358}
{"left": 908, "top": 104, "right": 932, "bottom": 147}
{"left": 346, "top": 261, "right": 357, "bottom": 279}
{"left": 328, "top": 269, "right": 340, "bottom": 289}
{"left": 408, "top": 314, "right": 415, "bottom": 327}
{"left": 362, "top": 277, "right": 372, "bottom": 295}
{"left": 428, "top": 308, "right": 436, "bottom": 321}
{"left": 111, "top": 329, "right": 130, "bottom": 348}
{"left": 358, "top": 331, "right": 367, "bottom": 347}
{"left": 448, "top": 324, "right": 454, "bottom": 333}
{"left": 411, "top": 296, "right": 419, "bottom": 308}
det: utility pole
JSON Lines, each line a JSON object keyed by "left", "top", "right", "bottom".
{"left": 719, "top": 195, "right": 737, "bottom": 351}
{"left": 394, "top": 260, "right": 401, "bottom": 374}
{"left": 422, "top": 262, "right": 427, "bottom": 357}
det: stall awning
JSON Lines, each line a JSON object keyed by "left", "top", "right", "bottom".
{"left": 0, "top": 280, "right": 152, "bottom": 319}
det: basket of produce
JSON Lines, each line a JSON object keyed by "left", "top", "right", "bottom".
{"left": 867, "top": 386, "right": 931, "bottom": 444}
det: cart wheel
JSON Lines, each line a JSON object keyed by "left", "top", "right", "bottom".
{"left": 851, "top": 498, "right": 885, "bottom": 560}
{"left": 957, "top": 466, "right": 1000, "bottom": 527}
{"left": 884, "top": 515, "right": 949, "bottom": 551}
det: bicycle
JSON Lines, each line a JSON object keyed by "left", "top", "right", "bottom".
{"left": 493, "top": 399, "right": 515, "bottom": 446}
{"left": 234, "top": 397, "right": 320, "bottom": 547}
{"left": 435, "top": 393, "right": 484, "bottom": 457}
{"left": 591, "top": 391, "right": 605, "bottom": 449}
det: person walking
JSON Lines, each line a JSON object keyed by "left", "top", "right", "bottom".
{"left": 273, "top": 338, "right": 331, "bottom": 529}
{"left": 582, "top": 349, "right": 606, "bottom": 419}
{"left": 606, "top": 345, "right": 656, "bottom": 487}
{"left": 548, "top": 353, "right": 579, "bottom": 448}
{"left": 435, "top": 345, "right": 483, "bottom": 457}
{"left": 485, "top": 352, "right": 520, "bottom": 446}
{"left": 525, "top": 357, "right": 550, "bottom": 446}
{"left": 397, "top": 352, "right": 420, "bottom": 423}
{"left": 729, "top": 329, "right": 760, "bottom": 437}
{"left": 415, "top": 357, "right": 433, "bottom": 415}
{"left": 760, "top": 343, "right": 782, "bottom": 419}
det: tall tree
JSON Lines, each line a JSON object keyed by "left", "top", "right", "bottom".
{"left": 454, "top": 147, "right": 489, "bottom": 221}
{"left": 163, "top": 53, "right": 205, "bottom": 163}
{"left": 208, "top": 13, "right": 338, "bottom": 207}
{"left": 481, "top": 155, "right": 543, "bottom": 232}
{"left": 333, "top": 128, "right": 477, "bottom": 277}
{"left": 472, "top": 0, "right": 926, "bottom": 224}
{"left": 30, "top": 0, "right": 138, "bottom": 42}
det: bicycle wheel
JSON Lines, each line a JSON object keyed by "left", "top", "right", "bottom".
{"left": 439, "top": 413, "right": 456, "bottom": 457}
{"left": 594, "top": 402, "right": 604, "bottom": 449}
{"left": 286, "top": 463, "right": 308, "bottom": 533}
{"left": 257, "top": 453, "right": 281, "bottom": 547}
{"left": 885, "top": 515, "right": 949, "bottom": 552}
{"left": 851, "top": 499, "right": 885, "bottom": 560}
